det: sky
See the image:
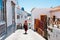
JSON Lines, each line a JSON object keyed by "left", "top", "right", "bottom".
{"left": 18, "top": 0, "right": 60, "bottom": 13}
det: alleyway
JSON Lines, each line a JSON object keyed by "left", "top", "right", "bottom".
{"left": 5, "top": 29, "right": 45, "bottom": 40}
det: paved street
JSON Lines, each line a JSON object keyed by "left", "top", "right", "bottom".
{"left": 5, "top": 29, "right": 45, "bottom": 40}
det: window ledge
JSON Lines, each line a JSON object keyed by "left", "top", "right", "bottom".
{"left": 0, "top": 21, "right": 5, "bottom": 25}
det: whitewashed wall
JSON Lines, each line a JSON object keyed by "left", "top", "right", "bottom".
{"left": 16, "top": 9, "right": 28, "bottom": 27}
{"left": 6, "top": 0, "right": 12, "bottom": 26}
{"left": 15, "top": 5, "right": 17, "bottom": 27}
{"left": 54, "top": 11, "right": 60, "bottom": 18}
{"left": 20, "top": 11, "right": 28, "bottom": 26}
{"left": 32, "top": 8, "right": 50, "bottom": 19}
{"left": 6, "top": 0, "right": 17, "bottom": 27}
{"left": 31, "top": 13, "right": 34, "bottom": 30}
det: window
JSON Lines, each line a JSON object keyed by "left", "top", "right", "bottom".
{"left": 17, "top": 15, "right": 20, "bottom": 19}
{"left": 21, "top": 15, "right": 23, "bottom": 18}
{"left": 0, "top": 0, "right": 3, "bottom": 21}
{"left": 25, "top": 16, "right": 27, "bottom": 18}
{"left": 0, "top": 0, "right": 6, "bottom": 21}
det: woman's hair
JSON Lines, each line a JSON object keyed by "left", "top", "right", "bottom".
{"left": 24, "top": 20, "right": 27, "bottom": 25}
{"left": 25, "top": 20, "right": 27, "bottom": 22}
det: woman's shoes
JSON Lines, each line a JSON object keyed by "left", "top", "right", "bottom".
{"left": 25, "top": 32, "right": 27, "bottom": 34}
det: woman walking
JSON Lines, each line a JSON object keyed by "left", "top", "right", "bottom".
{"left": 24, "top": 20, "right": 28, "bottom": 34}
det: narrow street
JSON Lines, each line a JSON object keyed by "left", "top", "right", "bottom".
{"left": 0, "top": 0, "right": 60, "bottom": 40}
{"left": 5, "top": 29, "right": 45, "bottom": 40}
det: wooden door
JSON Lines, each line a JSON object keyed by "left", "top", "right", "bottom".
{"left": 40, "top": 15, "right": 47, "bottom": 40}
{"left": 34, "top": 19, "right": 40, "bottom": 31}
{"left": 41, "top": 15, "right": 47, "bottom": 29}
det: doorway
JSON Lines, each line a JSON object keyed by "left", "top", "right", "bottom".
{"left": 11, "top": 1, "right": 16, "bottom": 32}
{"left": 40, "top": 15, "right": 47, "bottom": 40}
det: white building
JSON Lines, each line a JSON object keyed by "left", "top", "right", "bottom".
{"left": 0, "top": 0, "right": 17, "bottom": 40}
{"left": 48, "top": 6, "right": 60, "bottom": 40}
{"left": 31, "top": 8, "right": 51, "bottom": 30}
{"left": 6, "top": 0, "right": 17, "bottom": 36}
{"left": 50, "top": 6, "right": 60, "bottom": 18}
{"left": 31, "top": 7, "right": 60, "bottom": 40}
{"left": 27, "top": 13, "right": 32, "bottom": 29}
{"left": 16, "top": 7, "right": 28, "bottom": 29}
{"left": 16, "top": 6, "right": 21, "bottom": 29}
